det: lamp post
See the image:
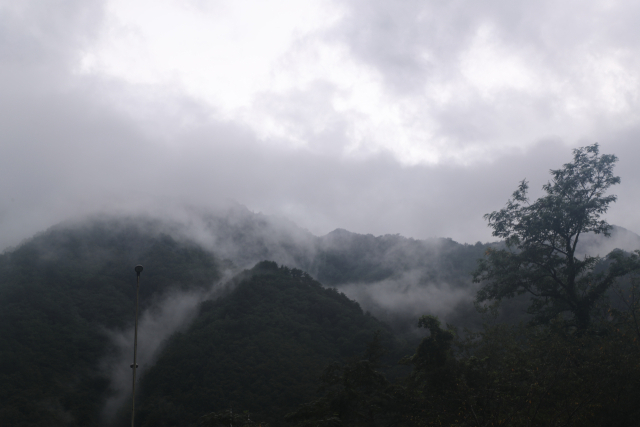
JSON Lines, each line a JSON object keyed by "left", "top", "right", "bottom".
{"left": 131, "top": 265, "right": 143, "bottom": 427}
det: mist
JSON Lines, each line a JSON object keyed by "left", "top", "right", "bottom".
{"left": 577, "top": 225, "right": 640, "bottom": 258}
{"left": 338, "top": 270, "right": 477, "bottom": 329}
{"left": 99, "top": 267, "right": 238, "bottom": 424}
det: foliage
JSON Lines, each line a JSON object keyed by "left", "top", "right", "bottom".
{"left": 401, "top": 315, "right": 457, "bottom": 391}
{"left": 473, "top": 143, "right": 639, "bottom": 329}
{"left": 451, "top": 319, "right": 640, "bottom": 426}
{"left": 0, "top": 218, "right": 223, "bottom": 426}
{"left": 285, "top": 287, "right": 640, "bottom": 427}
{"left": 199, "top": 409, "right": 268, "bottom": 427}
{"left": 610, "top": 267, "right": 640, "bottom": 341}
{"left": 285, "top": 331, "right": 400, "bottom": 427}
{"left": 4, "top": 196, "right": 640, "bottom": 427}
{"left": 313, "top": 231, "right": 489, "bottom": 288}
{"left": 312, "top": 231, "right": 493, "bottom": 332}
{"left": 291, "top": 316, "right": 640, "bottom": 426}
{"left": 135, "top": 262, "right": 406, "bottom": 427}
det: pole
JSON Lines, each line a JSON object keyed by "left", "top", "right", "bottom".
{"left": 132, "top": 265, "right": 143, "bottom": 427}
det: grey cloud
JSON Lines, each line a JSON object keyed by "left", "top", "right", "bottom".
{"left": 2, "top": 0, "right": 640, "bottom": 253}
{"left": 0, "top": 1, "right": 103, "bottom": 67}
{"left": 332, "top": 0, "right": 640, "bottom": 88}
{"left": 314, "top": 0, "right": 640, "bottom": 154}
{"left": 1, "top": 81, "right": 634, "bottom": 250}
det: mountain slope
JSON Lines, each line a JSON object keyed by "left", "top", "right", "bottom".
{"left": 196, "top": 204, "right": 491, "bottom": 287}
{"left": 134, "top": 261, "right": 406, "bottom": 427}
{"left": 195, "top": 205, "right": 640, "bottom": 328}
{"left": 0, "top": 217, "right": 225, "bottom": 426}
{"left": 2, "top": 210, "right": 638, "bottom": 425}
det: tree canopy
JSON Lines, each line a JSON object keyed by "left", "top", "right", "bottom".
{"left": 474, "top": 143, "right": 639, "bottom": 329}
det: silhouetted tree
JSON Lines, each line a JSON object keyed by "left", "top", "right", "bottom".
{"left": 474, "top": 143, "right": 639, "bottom": 329}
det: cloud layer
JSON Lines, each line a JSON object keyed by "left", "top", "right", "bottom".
{"left": 1, "top": 0, "right": 640, "bottom": 250}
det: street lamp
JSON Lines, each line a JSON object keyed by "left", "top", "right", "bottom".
{"left": 131, "top": 265, "right": 143, "bottom": 427}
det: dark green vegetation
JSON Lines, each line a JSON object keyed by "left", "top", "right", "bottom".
{"left": 285, "top": 144, "right": 640, "bottom": 426}
{"left": 2, "top": 145, "right": 640, "bottom": 426}
{"left": 474, "top": 144, "right": 640, "bottom": 330}
{"left": 134, "top": 262, "right": 408, "bottom": 427}
{"left": 310, "top": 230, "right": 493, "bottom": 331}
{"left": 0, "top": 218, "right": 224, "bottom": 426}
{"left": 310, "top": 229, "right": 488, "bottom": 287}
{"left": 199, "top": 204, "right": 496, "bottom": 329}
{"left": 286, "top": 313, "right": 640, "bottom": 426}
{"left": 202, "top": 205, "right": 492, "bottom": 289}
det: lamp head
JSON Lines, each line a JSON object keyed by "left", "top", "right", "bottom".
{"left": 135, "top": 265, "right": 143, "bottom": 275}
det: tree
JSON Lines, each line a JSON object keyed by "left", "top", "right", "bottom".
{"left": 198, "top": 409, "right": 268, "bottom": 427}
{"left": 401, "top": 315, "right": 456, "bottom": 392}
{"left": 473, "top": 143, "right": 638, "bottom": 330}
{"left": 285, "top": 331, "right": 394, "bottom": 427}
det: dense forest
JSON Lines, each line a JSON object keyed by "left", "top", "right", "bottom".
{"left": 0, "top": 214, "right": 476, "bottom": 426}
{"left": 1, "top": 145, "right": 640, "bottom": 426}
{"left": 133, "top": 261, "right": 412, "bottom": 427}
{"left": 0, "top": 219, "right": 225, "bottom": 425}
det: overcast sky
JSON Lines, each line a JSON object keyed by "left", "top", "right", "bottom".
{"left": 1, "top": 0, "right": 640, "bottom": 250}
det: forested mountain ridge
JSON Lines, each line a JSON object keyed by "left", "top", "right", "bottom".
{"left": 195, "top": 203, "right": 492, "bottom": 286}
{"left": 1, "top": 207, "right": 639, "bottom": 426}
{"left": 0, "top": 217, "right": 226, "bottom": 426}
{"left": 133, "top": 261, "right": 409, "bottom": 427}
{"left": 309, "top": 228, "right": 488, "bottom": 286}
{"left": 0, "top": 215, "right": 419, "bottom": 426}
{"left": 184, "top": 204, "right": 498, "bottom": 328}
{"left": 0, "top": 213, "right": 434, "bottom": 426}
{"left": 194, "top": 204, "right": 640, "bottom": 328}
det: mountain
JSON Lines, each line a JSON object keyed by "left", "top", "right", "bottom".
{"left": 0, "top": 213, "right": 419, "bottom": 427}
{"left": 576, "top": 225, "right": 640, "bottom": 257}
{"left": 189, "top": 204, "right": 496, "bottom": 329}
{"left": 193, "top": 205, "right": 640, "bottom": 329}
{"left": 1, "top": 207, "right": 638, "bottom": 426}
{"left": 132, "top": 261, "right": 407, "bottom": 427}
{"left": 0, "top": 217, "right": 225, "bottom": 426}
{"left": 194, "top": 204, "right": 490, "bottom": 287}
